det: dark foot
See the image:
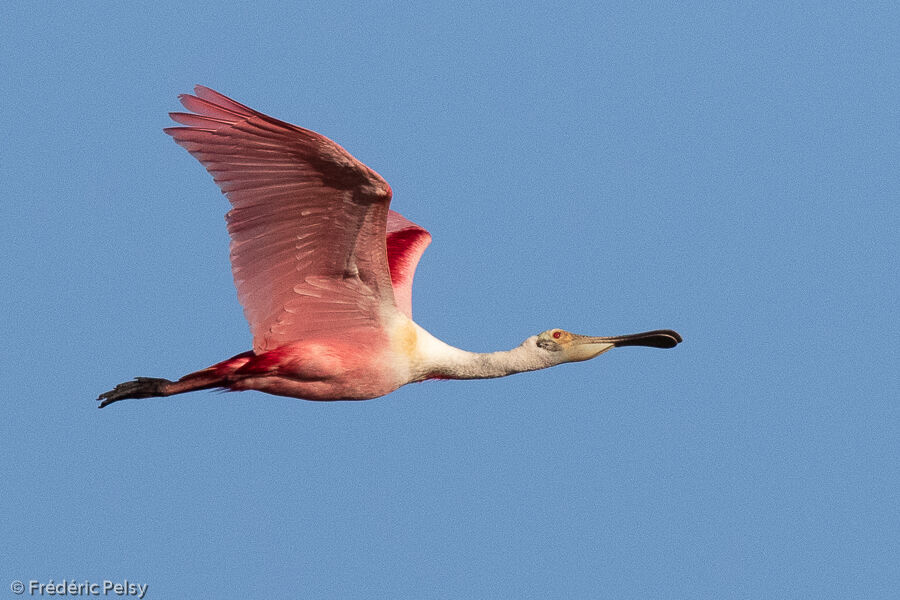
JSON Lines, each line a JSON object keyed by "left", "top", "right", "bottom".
{"left": 98, "top": 377, "right": 173, "bottom": 408}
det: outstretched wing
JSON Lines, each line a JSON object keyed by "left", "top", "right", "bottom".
{"left": 165, "top": 86, "right": 397, "bottom": 353}
{"left": 386, "top": 211, "right": 431, "bottom": 319}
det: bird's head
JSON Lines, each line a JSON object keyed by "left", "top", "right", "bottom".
{"left": 528, "top": 328, "right": 682, "bottom": 365}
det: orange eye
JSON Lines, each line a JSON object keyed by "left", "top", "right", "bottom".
{"left": 552, "top": 331, "right": 561, "bottom": 339}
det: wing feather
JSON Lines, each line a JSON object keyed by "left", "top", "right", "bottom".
{"left": 385, "top": 211, "right": 432, "bottom": 318}
{"left": 165, "top": 86, "right": 396, "bottom": 352}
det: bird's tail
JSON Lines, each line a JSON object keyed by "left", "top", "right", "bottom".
{"left": 97, "top": 351, "right": 255, "bottom": 408}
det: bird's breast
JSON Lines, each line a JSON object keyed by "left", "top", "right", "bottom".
{"left": 389, "top": 318, "right": 420, "bottom": 360}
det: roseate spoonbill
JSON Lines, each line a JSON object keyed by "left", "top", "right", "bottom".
{"left": 98, "top": 86, "right": 681, "bottom": 408}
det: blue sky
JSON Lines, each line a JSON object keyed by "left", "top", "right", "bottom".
{"left": 2, "top": 2, "right": 897, "bottom": 598}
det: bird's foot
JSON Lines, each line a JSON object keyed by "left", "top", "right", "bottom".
{"left": 97, "top": 377, "right": 173, "bottom": 408}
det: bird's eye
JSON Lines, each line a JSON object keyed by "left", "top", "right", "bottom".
{"left": 552, "top": 331, "right": 562, "bottom": 339}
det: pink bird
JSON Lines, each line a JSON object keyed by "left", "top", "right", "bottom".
{"left": 98, "top": 87, "right": 681, "bottom": 408}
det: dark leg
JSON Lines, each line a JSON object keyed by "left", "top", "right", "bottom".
{"left": 98, "top": 351, "right": 254, "bottom": 408}
{"left": 98, "top": 372, "right": 224, "bottom": 408}
{"left": 98, "top": 377, "right": 175, "bottom": 408}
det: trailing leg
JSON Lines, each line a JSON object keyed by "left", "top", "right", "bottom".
{"left": 98, "top": 377, "right": 175, "bottom": 408}
{"left": 97, "top": 351, "right": 254, "bottom": 408}
{"left": 97, "top": 373, "right": 223, "bottom": 408}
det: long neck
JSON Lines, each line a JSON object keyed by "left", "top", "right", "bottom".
{"left": 411, "top": 325, "right": 552, "bottom": 381}
{"left": 435, "top": 347, "right": 552, "bottom": 379}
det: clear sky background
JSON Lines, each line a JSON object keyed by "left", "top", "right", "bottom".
{"left": 2, "top": 2, "right": 897, "bottom": 598}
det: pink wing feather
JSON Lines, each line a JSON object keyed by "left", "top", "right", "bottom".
{"left": 165, "top": 86, "right": 423, "bottom": 352}
{"left": 385, "top": 211, "right": 431, "bottom": 319}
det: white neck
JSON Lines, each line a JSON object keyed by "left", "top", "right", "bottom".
{"left": 410, "top": 324, "right": 554, "bottom": 381}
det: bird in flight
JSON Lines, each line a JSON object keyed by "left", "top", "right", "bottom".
{"left": 98, "top": 86, "right": 681, "bottom": 408}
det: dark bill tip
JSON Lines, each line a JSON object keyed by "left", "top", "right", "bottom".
{"left": 610, "top": 329, "right": 683, "bottom": 349}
